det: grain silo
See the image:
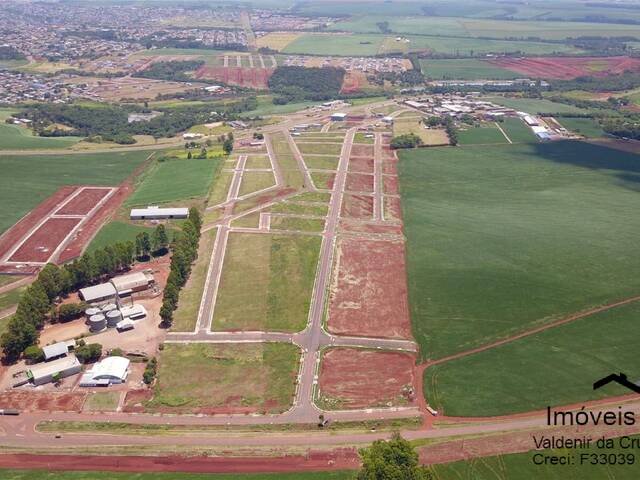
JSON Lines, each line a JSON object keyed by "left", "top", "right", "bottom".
{"left": 89, "top": 313, "right": 106, "bottom": 333}
{"left": 102, "top": 303, "right": 118, "bottom": 314}
{"left": 106, "top": 309, "right": 122, "bottom": 328}
{"left": 85, "top": 307, "right": 101, "bottom": 325}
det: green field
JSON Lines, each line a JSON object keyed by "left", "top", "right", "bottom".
{"left": 0, "top": 123, "right": 81, "bottom": 150}
{"left": 296, "top": 142, "right": 343, "bottom": 156}
{"left": 499, "top": 117, "right": 537, "bottom": 143}
{"left": 0, "top": 471, "right": 353, "bottom": 480}
{"left": 149, "top": 343, "right": 300, "bottom": 414}
{"left": 421, "top": 59, "right": 517, "bottom": 80}
{"left": 457, "top": 124, "right": 508, "bottom": 145}
{"left": 212, "top": 233, "right": 321, "bottom": 331}
{"left": 282, "top": 33, "right": 385, "bottom": 56}
{"left": 126, "top": 157, "right": 221, "bottom": 207}
{"left": 403, "top": 35, "right": 582, "bottom": 56}
{"left": 86, "top": 221, "right": 156, "bottom": 253}
{"left": 239, "top": 171, "right": 276, "bottom": 197}
{"left": 426, "top": 301, "right": 640, "bottom": 416}
{"left": 399, "top": 141, "right": 640, "bottom": 361}
{"left": 557, "top": 117, "right": 606, "bottom": 138}
{"left": 488, "top": 97, "right": 591, "bottom": 115}
{"left": 83, "top": 392, "right": 120, "bottom": 412}
{"left": 0, "top": 150, "right": 151, "bottom": 236}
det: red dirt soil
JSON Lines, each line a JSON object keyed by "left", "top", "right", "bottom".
{"left": 487, "top": 56, "right": 640, "bottom": 80}
{"left": 0, "top": 186, "right": 76, "bottom": 260}
{"left": 0, "top": 391, "right": 86, "bottom": 412}
{"left": 328, "top": 237, "right": 412, "bottom": 339}
{"left": 0, "top": 449, "right": 360, "bottom": 474}
{"left": 57, "top": 186, "right": 126, "bottom": 263}
{"left": 55, "top": 188, "right": 111, "bottom": 215}
{"left": 340, "top": 71, "right": 363, "bottom": 94}
{"left": 383, "top": 175, "right": 399, "bottom": 195}
{"left": 194, "top": 66, "right": 274, "bottom": 89}
{"left": 319, "top": 348, "right": 416, "bottom": 409}
{"left": 8, "top": 217, "right": 81, "bottom": 263}
{"left": 349, "top": 156, "right": 374, "bottom": 174}
{"left": 341, "top": 194, "right": 373, "bottom": 220}
{"left": 350, "top": 144, "right": 374, "bottom": 157}
{"left": 339, "top": 220, "right": 403, "bottom": 236}
{"left": 384, "top": 196, "right": 402, "bottom": 222}
{"left": 346, "top": 173, "right": 374, "bottom": 193}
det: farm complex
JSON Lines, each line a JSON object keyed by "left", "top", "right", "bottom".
{"left": 2, "top": 0, "right": 640, "bottom": 477}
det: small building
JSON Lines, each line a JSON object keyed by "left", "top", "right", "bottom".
{"left": 120, "top": 304, "right": 147, "bottom": 321}
{"left": 79, "top": 356, "right": 130, "bottom": 387}
{"left": 330, "top": 112, "right": 347, "bottom": 121}
{"left": 381, "top": 116, "right": 394, "bottom": 124}
{"left": 182, "top": 132, "right": 203, "bottom": 140}
{"left": 42, "top": 341, "right": 72, "bottom": 361}
{"left": 111, "top": 271, "right": 154, "bottom": 297}
{"left": 130, "top": 206, "right": 189, "bottom": 220}
{"left": 79, "top": 283, "right": 117, "bottom": 305}
{"left": 27, "top": 355, "right": 81, "bottom": 386}
{"left": 116, "top": 319, "right": 135, "bottom": 332}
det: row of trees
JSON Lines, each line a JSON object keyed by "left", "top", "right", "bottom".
{"left": 135, "top": 224, "right": 170, "bottom": 260}
{"left": 424, "top": 116, "right": 458, "bottom": 145}
{"left": 390, "top": 133, "right": 423, "bottom": 149}
{"left": 159, "top": 208, "right": 203, "bottom": 328}
{"left": 0, "top": 241, "right": 137, "bottom": 362}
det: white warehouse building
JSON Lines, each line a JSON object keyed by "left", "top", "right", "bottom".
{"left": 130, "top": 206, "right": 189, "bottom": 220}
{"left": 79, "top": 356, "right": 130, "bottom": 387}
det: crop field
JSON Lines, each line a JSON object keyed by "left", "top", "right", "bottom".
{"left": 499, "top": 117, "right": 537, "bottom": 143}
{"left": 426, "top": 301, "right": 640, "bottom": 416}
{"left": 126, "top": 157, "right": 220, "bottom": 207}
{"left": 557, "top": 117, "right": 605, "bottom": 138}
{"left": 86, "top": 221, "right": 155, "bottom": 253}
{"left": 420, "top": 59, "right": 517, "bottom": 80}
{"left": 148, "top": 343, "right": 300, "bottom": 414}
{"left": 457, "top": 123, "right": 508, "bottom": 145}
{"left": 0, "top": 150, "right": 150, "bottom": 236}
{"left": 282, "top": 33, "right": 385, "bottom": 56}
{"left": 0, "top": 123, "right": 81, "bottom": 150}
{"left": 0, "top": 471, "right": 354, "bottom": 480}
{"left": 212, "top": 233, "right": 321, "bottom": 331}
{"left": 256, "top": 32, "right": 301, "bottom": 51}
{"left": 489, "top": 56, "right": 640, "bottom": 80}
{"left": 399, "top": 141, "right": 640, "bottom": 361}
{"left": 488, "top": 97, "right": 590, "bottom": 115}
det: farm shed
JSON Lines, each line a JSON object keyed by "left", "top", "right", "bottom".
{"left": 42, "top": 341, "right": 72, "bottom": 361}
{"left": 79, "top": 356, "right": 130, "bottom": 387}
{"left": 331, "top": 112, "right": 347, "bottom": 121}
{"left": 79, "top": 282, "right": 117, "bottom": 304}
{"left": 120, "top": 304, "right": 147, "bottom": 320}
{"left": 28, "top": 355, "right": 81, "bottom": 386}
{"left": 130, "top": 206, "right": 189, "bottom": 220}
{"left": 111, "top": 271, "right": 154, "bottom": 296}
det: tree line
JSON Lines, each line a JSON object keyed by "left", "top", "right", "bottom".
{"left": 0, "top": 224, "right": 170, "bottom": 362}
{"left": 159, "top": 207, "right": 203, "bottom": 328}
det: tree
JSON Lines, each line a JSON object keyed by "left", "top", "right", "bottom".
{"left": 38, "top": 264, "right": 64, "bottom": 302}
{"left": 159, "top": 303, "right": 174, "bottom": 328}
{"left": 135, "top": 232, "right": 152, "bottom": 259}
{"left": 75, "top": 343, "right": 102, "bottom": 364}
{"left": 357, "top": 433, "right": 430, "bottom": 480}
{"left": 1, "top": 316, "right": 38, "bottom": 361}
{"left": 187, "top": 150, "right": 192, "bottom": 159}
{"left": 222, "top": 137, "right": 233, "bottom": 155}
{"left": 152, "top": 224, "right": 169, "bottom": 255}
{"left": 390, "top": 133, "right": 423, "bottom": 150}
{"left": 188, "top": 207, "right": 202, "bottom": 233}
{"left": 24, "top": 345, "right": 44, "bottom": 364}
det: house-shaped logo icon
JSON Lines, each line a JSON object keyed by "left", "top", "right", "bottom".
{"left": 593, "top": 373, "right": 640, "bottom": 394}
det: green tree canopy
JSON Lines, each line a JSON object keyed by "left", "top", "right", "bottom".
{"left": 357, "top": 433, "right": 430, "bottom": 480}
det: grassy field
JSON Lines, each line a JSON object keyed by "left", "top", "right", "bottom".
{"left": 457, "top": 123, "right": 508, "bottom": 145}
{"left": 239, "top": 172, "right": 276, "bottom": 197}
{"left": 426, "top": 301, "right": 640, "bottom": 416}
{"left": 399, "top": 141, "right": 640, "bottom": 361}
{"left": 282, "top": 33, "right": 385, "bottom": 56}
{"left": 0, "top": 123, "right": 82, "bottom": 150}
{"left": 245, "top": 155, "right": 272, "bottom": 169}
{"left": 310, "top": 172, "right": 334, "bottom": 190}
{"left": 302, "top": 155, "right": 339, "bottom": 170}
{"left": 488, "top": 97, "right": 590, "bottom": 115}
{"left": 421, "top": 59, "right": 517, "bottom": 80}
{"left": 394, "top": 118, "right": 449, "bottom": 146}
{"left": 403, "top": 35, "right": 582, "bottom": 56}
{"left": 557, "top": 117, "right": 606, "bottom": 138}
{"left": 150, "top": 343, "right": 300, "bottom": 413}
{"left": 83, "top": 392, "right": 120, "bottom": 412}
{"left": 0, "top": 150, "right": 151, "bottom": 236}
{"left": 212, "top": 233, "right": 321, "bottom": 332}
{"left": 296, "top": 142, "right": 343, "bottom": 156}
{"left": 499, "top": 117, "right": 537, "bottom": 143}
{"left": 271, "top": 202, "right": 328, "bottom": 216}
{"left": 171, "top": 229, "right": 218, "bottom": 332}
{"left": 86, "top": 221, "right": 156, "bottom": 253}
{"left": 270, "top": 216, "right": 325, "bottom": 233}
{"left": 126, "top": 157, "right": 221, "bottom": 207}
{"left": 0, "top": 471, "right": 353, "bottom": 480}
{"left": 256, "top": 32, "right": 301, "bottom": 50}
